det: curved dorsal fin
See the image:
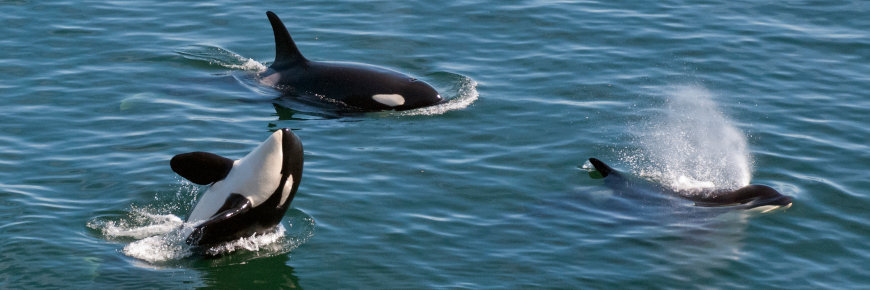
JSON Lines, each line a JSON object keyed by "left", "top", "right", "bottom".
{"left": 266, "top": 11, "right": 307, "bottom": 70}
{"left": 170, "top": 152, "right": 235, "bottom": 185}
{"left": 588, "top": 158, "right": 617, "bottom": 177}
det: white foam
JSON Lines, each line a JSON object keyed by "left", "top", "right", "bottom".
{"left": 202, "top": 225, "right": 287, "bottom": 256}
{"left": 96, "top": 210, "right": 183, "bottom": 240}
{"left": 400, "top": 78, "right": 478, "bottom": 116}
{"left": 90, "top": 180, "right": 314, "bottom": 264}
{"left": 233, "top": 58, "right": 268, "bottom": 72}
{"left": 118, "top": 222, "right": 299, "bottom": 263}
{"left": 92, "top": 209, "right": 314, "bottom": 263}
{"left": 223, "top": 56, "right": 268, "bottom": 72}
{"left": 87, "top": 209, "right": 193, "bottom": 262}
{"left": 176, "top": 45, "right": 267, "bottom": 72}
{"left": 123, "top": 227, "right": 194, "bottom": 263}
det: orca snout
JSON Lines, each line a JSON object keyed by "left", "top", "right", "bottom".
{"left": 739, "top": 184, "right": 793, "bottom": 210}
{"left": 398, "top": 80, "right": 442, "bottom": 109}
{"left": 766, "top": 194, "right": 793, "bottom": 207}
{"left": 268, "top": 128, "right": 295, "bottom": 146}
{"left": 277, "top": 128, "right": 301, "bottom": 152}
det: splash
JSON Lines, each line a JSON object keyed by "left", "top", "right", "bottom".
{"left": 122, "top": 224, "right": 195, "bottom": 263}
{"left": 626, "top": 85, "right": 752, "bottom": 191}
{"left": 119, "top": 222, "right": 299, "bottom": 263}
{"left": 398, "top": 76, "right": 479, "bottom": 116}
{"left": 88, "top": 185, "right": 315, "bottom": 263}
{"left": 87, "top": 207, "right": 193, "bottom": 262}
{"left": 200, "top": 225, "right": 290, "bottom": 256}
{"left": 97, "top": 209, "right": 184, "bottom": 240}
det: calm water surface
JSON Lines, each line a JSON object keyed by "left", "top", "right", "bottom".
{"left": 2, "top": 0, "right": 869, "bottom": 288}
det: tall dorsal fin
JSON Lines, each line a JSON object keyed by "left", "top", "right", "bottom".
{"left": 588, "top": 158, "right": 617, "bottom": 178}
{"left": 266, "top": 11, "right": 308, "bottom": 70}
{"left": 170, "top": 152, "right": 235, "bottom": 185}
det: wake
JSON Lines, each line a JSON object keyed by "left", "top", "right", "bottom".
{"left": 398, "top": 75, "right": 478, "bottom": 116}
{"left": 175, "top": 44, "right": 266, "bottom": 72}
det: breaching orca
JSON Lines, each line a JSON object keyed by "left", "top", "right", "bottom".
{"left": 259, "top": 11, "right": 443, "bottom": 112}
{"left": 170, "top": 128, "right": 303, "bottom": 246}
{"left": 587, "top": 158, "right": 792, "bottom": 212}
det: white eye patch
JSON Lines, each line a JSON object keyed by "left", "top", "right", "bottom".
{"left": 279, "top": 175, "right": 294, "bottom": 207}
{"left": 372, "top": 94, "right": 405, "bottom": 107}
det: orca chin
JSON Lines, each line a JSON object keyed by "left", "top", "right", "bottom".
{"left": 171, "top": 128, "right": 304, "bottom": 247}
{"left": 588, "top": 158, "right": 793, "bottom": 211}
{"left": 259, "top": 11, "right": 443, "bottom": 112}
{"left": 690, "top": 184, "right": 794, "bottom": 209}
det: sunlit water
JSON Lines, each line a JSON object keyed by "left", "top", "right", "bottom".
{"left": 2, "top": 0, "right": 870, "bottom": 288}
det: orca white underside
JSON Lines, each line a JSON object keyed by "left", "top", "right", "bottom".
{"left": 749, "top": 202, "right": 793, "bottom": 214}
{"left": 187, "top": 130, "right": 293, "bottom": 222}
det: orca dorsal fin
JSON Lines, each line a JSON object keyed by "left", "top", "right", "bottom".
{"left": 266, "top": 11, "right": 308, "bottom": 70}
{"left": 588, "top": 158, "right": 617, "bottom": 178}
{"left": 170, "top": 152, "right": 235, "bottom": 185}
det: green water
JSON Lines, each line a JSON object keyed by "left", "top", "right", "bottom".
{"left": 2, "top": 0, "right": 869, "bottom": 288}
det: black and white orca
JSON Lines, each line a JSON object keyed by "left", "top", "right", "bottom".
{"left": 588, "top": 158, "right": 792, "bottom": 212}
{"left": 170, "top": 128, "right": 303, "bottom": 246}
{"left": 258, "top": 11, "right": 443, "bottom": 112}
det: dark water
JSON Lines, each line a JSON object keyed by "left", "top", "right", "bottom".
{"left": 2, "top": 0, "right": 869, "bottom": 288}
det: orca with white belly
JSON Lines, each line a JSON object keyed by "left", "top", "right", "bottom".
{"left": 588, "top": 158, "right": 792, "bottom": 212}
{"left": 259, "top": 11, "right": 443, "bottom": 112}
{"left": 170, "top": 128, "right": 303, "bottom": 246}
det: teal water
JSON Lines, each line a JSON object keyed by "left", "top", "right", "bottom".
{"left": 2, "top": 0, "right": 869, "bottom": 288}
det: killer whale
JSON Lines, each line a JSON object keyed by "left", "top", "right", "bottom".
{"left": 587, "top": 158, "right": 792, "bottom": 211}
{"left": 259, "top": 11, "right": 443, "bottom": 112}
{"left": 170, "top": 128, "right": 303, "bottom": 246}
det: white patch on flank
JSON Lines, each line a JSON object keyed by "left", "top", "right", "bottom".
{"left": 372, "top": 94, "right": 405, "bottom": 107}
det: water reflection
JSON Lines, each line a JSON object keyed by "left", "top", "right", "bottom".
{"left": 195, "top": 254, "right": 302, "bottom": 289}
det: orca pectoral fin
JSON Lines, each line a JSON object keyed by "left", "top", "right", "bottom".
{"left": 186, "top": 194, "right": 252, "bottom": 245}
{"left": 170, "top": 152, "right": 235, "bottom": 185}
